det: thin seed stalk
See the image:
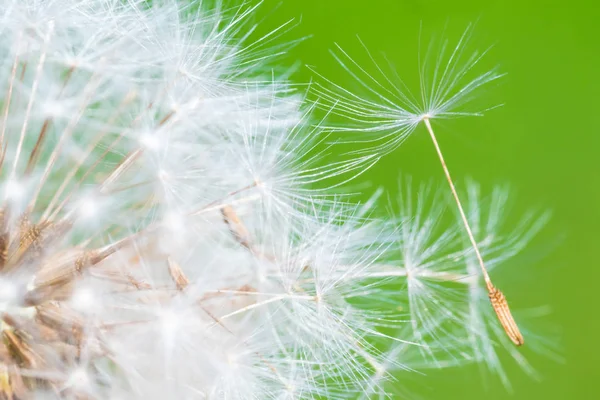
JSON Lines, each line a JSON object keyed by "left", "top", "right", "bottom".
{"left": 422, "top": 116, "right": 524, "bottom": 346}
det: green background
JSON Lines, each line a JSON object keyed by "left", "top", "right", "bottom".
{"left": 250, "top": 0, "right": 598, "bottom": 398}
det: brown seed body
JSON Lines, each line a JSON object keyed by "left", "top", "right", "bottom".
{"left": 167, "top": 257, "right": 190, "bottom": 291}
{"left": 221, "top": 206, "right": 251, "bottom": 250}
{"left": 488, "top": 285, "right": 524, "bottom": 346}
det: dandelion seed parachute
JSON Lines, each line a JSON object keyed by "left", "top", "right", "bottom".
{"left": 310, "top": 25, "right": 504, "bottom": 156}
{"left": 352, "top": 180, "right": 557, "bottom": 392}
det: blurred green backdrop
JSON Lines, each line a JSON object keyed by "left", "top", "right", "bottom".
{"left": 248, "top": 0, "right": 598, "bottom": 398}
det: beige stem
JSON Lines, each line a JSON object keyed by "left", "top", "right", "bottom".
{"left": 422, "top": 117, "right": 524, "bottom": 346}
{"left": 422, "top": 117, "right": 492, "bottom": 289}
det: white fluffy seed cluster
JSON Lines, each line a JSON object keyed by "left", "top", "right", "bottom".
{"left": 0, "top": 1, "right": 554, "bottom": 398}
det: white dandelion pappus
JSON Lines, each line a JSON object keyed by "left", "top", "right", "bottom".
{"left": 456, "top": 181, "right": 560, "bottom": 390}
{"left": 311, "top": 24, "right": 503, "bottom": 155}
{"left": 203, "top": 200, "right": 404, "bottom": 397}
{"left": 349, "top": 179, "right": 556, "bottom": 393}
